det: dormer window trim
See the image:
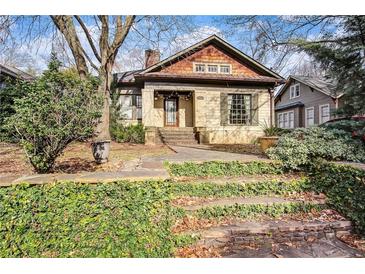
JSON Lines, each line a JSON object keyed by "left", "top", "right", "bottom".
{"left": 193, "top": 63, "right": 232, "bottom": 74}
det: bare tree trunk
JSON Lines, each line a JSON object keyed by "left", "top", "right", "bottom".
{"left": 95, "top": 63, "right": 113, "bottom": 141}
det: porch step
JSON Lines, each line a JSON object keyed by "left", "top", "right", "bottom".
{"left": 158, "top": 127, "right": 198, "bottom": 145}
{"left": 197, "top": 220, "right": 353, "bottom": 249}
{"left": 177, "top": 196, "right": 326, "bottom": 212}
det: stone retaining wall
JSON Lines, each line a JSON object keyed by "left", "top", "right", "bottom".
{"left": 199, "top": 220, "right": 352, "bottom": 248}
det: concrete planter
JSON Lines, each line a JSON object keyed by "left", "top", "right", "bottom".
{"left": 92, "top": 140, "right": 110, "bottom": 164}
{"left": 258, "top": 136, "right": 279, "bottom": 152}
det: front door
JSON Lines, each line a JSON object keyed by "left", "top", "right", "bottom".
{"left": 164, "top": 98, "right": 179, "bottom": 127}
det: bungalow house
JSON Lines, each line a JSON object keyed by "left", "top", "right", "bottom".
{"left": 114, "top": 35, "right": 285, "bottom": 145}
{"left": 275, "top": 75, "right": 344, "bottom": 129}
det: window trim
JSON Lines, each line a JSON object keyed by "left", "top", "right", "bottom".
{"left": 193, "top": 63, "right": 232, "bottom": 74}
{"left": 277, "top": 110, "right": 294, "bottom": 129}
{"left": 227, "top": 93, "right": 252, "bottom": 126}
{"left": 289, "top": 84, "right": 300, "bottom": 99}
{"left": 207, "top": 64, "right": 218, "bottom": 73}
{"left": 219, "top": 64, "right": 231, "bottom": 74}
{"left": 319, "top": 104, "right": 330, "bottom": 124}
{"left": 305, "top": 107, "right": 315, "bottom": 127}
{"left": 193, "top": 63, "right": 206, "bottom": 73}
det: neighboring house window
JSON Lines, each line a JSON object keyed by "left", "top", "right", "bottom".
{"left": 227, "top": 94, "right": 251, "bottom": 125}
{"left": 193, "top": 63, "right": 231, "bottom": 74}
{"left": 305, "top": 107, "right": 315, "bottom": 127}
{"left": 194, "top": 64, "right": 206, "bottom": 73}
{"left": 207, "top": 64, "right": 218, "bottom": 73}
{"left": 277, "top": 111, "right": 294, "bottom": 129}
{"left": 0, "top": 81, "right": 6, "bottom": 89}
{"left": 289, "top": 84, "right": 300, "bottom": 99}
{"left": 136, "top": 95, "right": 142, "bottom": 120}
{"left": 220, "top": 65, "right": 231, "bottom": 74}
{"left": 319, "top": 104, "right": 330, "bottom": 124}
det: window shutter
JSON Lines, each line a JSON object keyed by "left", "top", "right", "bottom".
{"left": 251, "top": 93, "right": 259, "bottom": 125}
{"left": 220, "top": 93, "right": 229, "bottom": 126}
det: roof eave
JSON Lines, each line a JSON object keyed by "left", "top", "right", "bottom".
{"left": 140, "top": 35, "right": 284, "bottom": 81}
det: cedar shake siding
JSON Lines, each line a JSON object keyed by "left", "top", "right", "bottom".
{"left": 114, "top": 35, "right": 284, "bottom": 144}
{"left": 275, "top": 76, "right": 343, "bottom": 129}
{"left": 160, "top": 44, "right": 260, "bottom": 77}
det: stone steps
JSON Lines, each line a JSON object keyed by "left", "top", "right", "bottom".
{"left": 158, "top": 127, "right": 198, "bottom": 145}
{"left": 197, "top": 220, "right": 353, "bottom": 248}
{"left": 177, "top": 196, "right": 326, "bottom": 211}
{"left": 174, "top": 173, "right": 304, "bottom": 185}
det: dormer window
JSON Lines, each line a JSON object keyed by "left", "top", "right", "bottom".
{"left": 289, "top": 84, "right": 300, "bottom": 99}
{"left": 207, "top": 64, "right": 218, "bottom": 73}
{"left": 195, "top": 64, "right": 206, "bottom": 73}
{"left": 220, "top": 65, "right": 231, "bottom": 74}
{"left": 194, "top": 63, "right": 231, "bottom": 74}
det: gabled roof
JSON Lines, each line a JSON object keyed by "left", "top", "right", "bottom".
{"left": 0, "top": 64, "right": 35, "bottom": 81}
{"left": 139, "top": 35, "right": 284, "bottom": 82}
{"left": 275, "top": 75, "right": 343, "bottom": 101}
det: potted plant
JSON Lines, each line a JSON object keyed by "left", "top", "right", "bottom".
{"left": 258, "top": 122, "right": 287, "bottom": 152}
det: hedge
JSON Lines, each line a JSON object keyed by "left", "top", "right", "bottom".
{"left": 307, "top": 162, "right": 365, "bottom": 234}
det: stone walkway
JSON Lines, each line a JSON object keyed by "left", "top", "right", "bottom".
{"left": 222, "top": 237, "right": 364, "bottom": 258}
{"left": 179, "top": 196, "right": 324, "bottom": 211}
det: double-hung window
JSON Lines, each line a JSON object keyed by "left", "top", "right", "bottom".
{"left": 277, "top": 111, "right": 294, "bottom": 129}
{"left": 319, "top": 104, "right": 330, "bottom": 124}
{"left": 305, "top": 107, "right": 315, "bottom": 127}
{"left": 289, "top": 84, "right": 300, "bottom": 99}
{"left": 228, "top": 94, "right": 251, "bottom": 125}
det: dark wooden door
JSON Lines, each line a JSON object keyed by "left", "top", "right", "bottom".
{"left": 164, "top": 98, "right": 179, "bottom": 127}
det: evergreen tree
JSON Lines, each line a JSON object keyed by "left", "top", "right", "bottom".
{"left": 298, "top": 16, "right": 365, "bottom": 116}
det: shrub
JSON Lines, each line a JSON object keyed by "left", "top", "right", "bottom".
{"left": 0, "top": 180, "right": 176, "bottom": 257}
{"left": 0, "top": 77, "right": 28, "bottom": 142}
{"left": 322, "top": 119, "right": 365, "bottom": 142}
{"left": 261, "top": 121, "right": 291, "bottom": 137}
{"left": 266, "top": 127, "right": 365, "bottom": 170}
{"left": 167, "top": 161, "right": 285, "bottom": 177}
{"left": 111, "top": 123, "right": 145, "bottom": 144}
{"left": 4, "top": 57, "right": 102, "bottom": 173}
{"left": 307, "top": 162, "right": 365, "bottom": 233}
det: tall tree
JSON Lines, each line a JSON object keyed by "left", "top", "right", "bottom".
{"left": 296, "top": 16, "right": 365, "bottom": 116}
{"left": 50, "top": 16, "right": 135, "bottom": 157}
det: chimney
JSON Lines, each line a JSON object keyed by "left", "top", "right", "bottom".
{"left": 144, "top": 49, "right": 160, "bottom": 69}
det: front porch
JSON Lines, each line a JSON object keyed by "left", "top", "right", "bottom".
{"left": 142, "top": 90, "right": 195, "bottom": 128}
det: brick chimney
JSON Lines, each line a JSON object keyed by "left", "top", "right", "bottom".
{"left": 144, "top": 49, "right": 160, "bottom": 69}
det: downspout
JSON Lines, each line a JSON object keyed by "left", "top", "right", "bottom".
{"left": 268, "top": 87, "right": 274, "bottom": 127}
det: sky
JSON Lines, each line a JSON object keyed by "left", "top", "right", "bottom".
{"left": 0, "top": 15, "right": 329, "bottom": 77}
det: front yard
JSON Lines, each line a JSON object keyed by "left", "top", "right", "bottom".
{"left": 0, "top": 141, "right": 172, "bottom": 175}
{"left": 0, "top": 160, "right": 364, "bottom": 257}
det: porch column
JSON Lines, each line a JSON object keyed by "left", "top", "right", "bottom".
{"left": 142, "top": 89, "right": 155, "bottom": 127}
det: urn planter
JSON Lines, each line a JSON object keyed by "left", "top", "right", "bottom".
{"left": 258, "top": 136, "right": 279, "bottom": 152}
{"left": 92, "top": 140, "right": 111, "bottom": 164}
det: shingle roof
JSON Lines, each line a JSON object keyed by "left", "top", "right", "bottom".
{"left": 135, "top": 72, "right": 280, "bottom": 84}
{"left": 140, "top": 35, "right": 284, "bottom": 81}
{"left": 115, "top": 35, "right": 285, "bottom": 86}
{"left": 276, "top": 75, "right": 343, "bottom": 100}
{"left": 275, "top": 101, "right": 304, "bottom": 111}
{"left": 0, "top": 64, "right": 35, "bottom": 81}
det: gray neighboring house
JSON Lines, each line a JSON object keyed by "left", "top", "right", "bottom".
{"left": 0, "top": 64, "right": 34, "bottom": 88}
{"left": 274, "top": 75, "right": 344, "bottom": 129}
